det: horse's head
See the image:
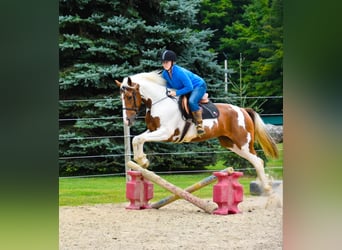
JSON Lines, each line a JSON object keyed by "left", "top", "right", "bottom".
{"left": 115, "top": 77, "right": 143, "bottom": 126}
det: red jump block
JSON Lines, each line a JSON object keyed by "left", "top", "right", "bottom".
{"left": 212, "top": 171, "right": 244, "bottom": 215}
{"left": 126, "top": 171, "right": 154, "bottom": 210}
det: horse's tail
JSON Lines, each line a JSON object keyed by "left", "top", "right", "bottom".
{"left": 245, "top": 108, "right": 279, "bottom": 158}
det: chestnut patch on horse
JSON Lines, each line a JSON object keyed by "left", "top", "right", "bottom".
{"left": 144, "top": 98, "right": 152, "bottom": 109}
{"left": 143, "top": 98, "right": 160, "bottom": 131}
{"left": 145, "top": 111, "right": 160, "bottom": 131}
{"left": 166, "top": 128, "right": 180, "bottom": 142}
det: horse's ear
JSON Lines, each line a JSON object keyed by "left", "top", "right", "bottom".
{"left": 115, "top": 80, "right": 122, "bottom": 87}
{"left": 127, "top": 77, "right": 133, "bottom": 87}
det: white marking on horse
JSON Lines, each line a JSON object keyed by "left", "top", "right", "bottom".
{"left": 203, "top": 118, "right": 218, "bottom": 129}
{"left": 241, "top": 132, "right": 252, "bottom": 151}
{"left": 174, "top": 118, "right": 218, "bottom": 143}
{"left": 231, "top": 105, "right": 245, "bottom": 128}
{"left": 229, "top": 139, "right": 270, "bottom": 193}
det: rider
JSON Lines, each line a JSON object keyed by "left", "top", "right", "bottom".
{"left": 160, "top": 49, "right": 207, "bottom": 136}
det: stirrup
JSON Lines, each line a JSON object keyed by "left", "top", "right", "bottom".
{"left": 196, "top": 125, "right": 205, "bottom": 136}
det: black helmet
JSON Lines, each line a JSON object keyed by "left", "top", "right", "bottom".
{"left": 161, "top": 50, "right": 177, "bottom": 62}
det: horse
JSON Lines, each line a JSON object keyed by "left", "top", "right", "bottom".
{"left": 115, "top": 71, "right": 279, "bottom": 195}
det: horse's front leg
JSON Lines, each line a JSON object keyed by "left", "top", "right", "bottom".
{"left": 132, "top": 131, "right": 150, "bottom": 168}
{"left": 132, "top": 128, "right": 172, "bottom": 168}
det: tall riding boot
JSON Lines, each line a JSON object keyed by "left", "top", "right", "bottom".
{"left": 192, "top": 109, "right": 205, "bottom": 136}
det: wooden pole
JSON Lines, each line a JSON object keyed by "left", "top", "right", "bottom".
{"left": 151, "top": 167, "right": 234, "bottom": 209}
{"left": 127, "top": 161, "right": 217, "bottom": 214}
{"left": 224, "top": 59, "right": 228, "bottom": 93}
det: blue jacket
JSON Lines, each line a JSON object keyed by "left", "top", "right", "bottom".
{"left": 162, "top": 65, "right": 206, "bottom": 96}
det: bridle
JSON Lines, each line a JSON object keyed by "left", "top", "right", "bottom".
{"left": 121, "top": 86, "right": 141, "bottom": 114}
{"left": 121, "top": 85, "right": 174, "bottom": 116}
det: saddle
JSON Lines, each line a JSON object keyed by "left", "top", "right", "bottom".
{"left": 178, "top": 93, "right": 219, "bottom": 120}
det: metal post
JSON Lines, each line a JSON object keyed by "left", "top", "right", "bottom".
{"left": 121, "top": 96, "right": 132, "bottom": 182}
{"left": 123, "top": 123, "right": 131, "bottom": 182}
{"left": 224, "top": 59, "right": 228, "bottom": 93}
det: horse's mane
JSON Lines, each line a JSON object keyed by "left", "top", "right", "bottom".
{"left": 130, "top": 71, "right": 166, "bottom": 87}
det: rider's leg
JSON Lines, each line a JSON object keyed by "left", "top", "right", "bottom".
{"left": 192, "top": 109, "right": 205, "bottom": 136}
{"left": 189, "top": 85, "right": 206, "bottom": 136}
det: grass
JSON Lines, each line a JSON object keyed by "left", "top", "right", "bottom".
{"left": 59, "top": 177, "right": 125, "bottom": 206}
{"left": 59, "top": 174, "right": 256, "bottom": 206}
{"left": 59, "top": 143, "right": 283, "bottom": 206}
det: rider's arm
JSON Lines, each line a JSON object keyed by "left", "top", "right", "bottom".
{"left": 173, "top": 66, "right": 193, "bottom": 96}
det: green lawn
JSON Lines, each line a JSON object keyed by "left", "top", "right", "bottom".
{"left": 59, "top": 177, "right": 125, "bottom": 206}
{"left": 59, "top": 144, "right": 283, "bottom": 206}
{"left": 59, "top": 174, "right": 256, "bottom": 206}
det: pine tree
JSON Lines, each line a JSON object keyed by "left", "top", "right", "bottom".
{"left": 59, "top": 0, "right": 223, "bottom": 176}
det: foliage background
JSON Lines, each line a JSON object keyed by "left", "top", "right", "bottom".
{"left": 59, "top": 0, "right": 283, "bottom": 176}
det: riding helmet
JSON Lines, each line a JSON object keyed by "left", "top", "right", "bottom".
{"left": 161, "top": 50, "right": 177, "bottom": 62}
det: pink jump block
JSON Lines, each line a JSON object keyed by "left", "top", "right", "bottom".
{"left": 126, "top": 171, "right": 154, "bottom": 210}
{"left": 212, "top": 171, "right": 244, "bottom": 215}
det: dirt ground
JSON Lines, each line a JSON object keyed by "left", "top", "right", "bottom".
{"left": 59, "top": 185, "right": 282, "bottom": 250}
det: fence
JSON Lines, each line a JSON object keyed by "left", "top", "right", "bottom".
{"left": 59, "top": 95, "right": 283, "bottom": 177}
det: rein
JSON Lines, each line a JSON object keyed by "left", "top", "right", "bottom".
{"left": 151, "top": 95, "right": 171, "bottom": 106}
{"left": 122, "top": 86, "right": 174, "bottom": 115}
{"left": 149, "top": 88, "right": 177, "bottom": 107}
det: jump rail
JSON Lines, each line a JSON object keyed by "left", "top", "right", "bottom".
{"left": 127, "top": 161, "right": 217, "bottom": 214}
{"left": 151, "top": 167, "right": 234, "bottom": 209}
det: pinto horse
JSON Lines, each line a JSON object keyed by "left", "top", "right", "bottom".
{"left": 115, "top": 71, "right": 279, "bottom": 194}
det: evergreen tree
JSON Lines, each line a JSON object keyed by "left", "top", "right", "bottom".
{"left": 59, "top": 0, "right": 223, "bottom": 176}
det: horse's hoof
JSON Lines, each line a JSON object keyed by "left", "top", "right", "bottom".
{"left": 227, "top": 167, "right": 234, "bottom": 174}
{"left": 262, "top": 184, "right": 273, "bottom": 196}
{"left": 140, "top": 158, "right": 150, "bottom": 168}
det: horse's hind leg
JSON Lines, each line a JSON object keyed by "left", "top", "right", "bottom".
{"left": 219, "top": 137, "right": 273, "bottom": 195}
{"left": 232, "top": 146, "right": 273, "bottom": 195}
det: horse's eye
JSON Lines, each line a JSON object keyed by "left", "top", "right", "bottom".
{"left": 127, "top": 96, "right": 133, "bottom": 101}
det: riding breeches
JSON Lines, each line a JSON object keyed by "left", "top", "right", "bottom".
{"left": 189, "top": 85, "right": 207, "bottom": 111}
